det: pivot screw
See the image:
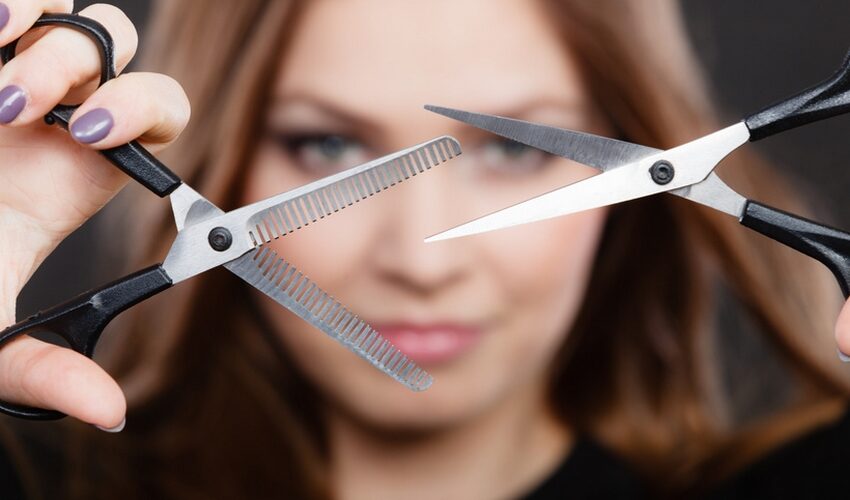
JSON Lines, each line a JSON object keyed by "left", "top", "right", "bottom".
{"left": 208, "top": 227, "right": 233, "bottom": 252}
{"left": 649, "top": 160, "right": 675, "bottom": 185}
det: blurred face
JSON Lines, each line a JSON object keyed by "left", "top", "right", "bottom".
{"left": 242, "top": 0, "right": 608, "bottom": 430}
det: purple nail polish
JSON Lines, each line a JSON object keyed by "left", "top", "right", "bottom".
{"left": 0, "top": 85, "right": 25, "bottom": 124}
{"left": 71, "top": 108, "right": 114, "bottom": 144}
{"left": 0, "top": 4, "right": 9, "bottom": 33}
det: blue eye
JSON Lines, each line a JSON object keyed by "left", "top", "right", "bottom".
{"left": 478, "top": 138, "right": 549, "bottom": 175}
{"left": 275, "top": 133, "right": 369, "bottom": 174}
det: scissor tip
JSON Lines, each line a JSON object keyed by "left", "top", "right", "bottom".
{"left": 424, "top": 230, "right": 458, "bottom": 244}
{"left": 411, "top": 376, "right": 434, "bottom": 391}
{"left": 424, "top": 104, "right": 458, "bottom": 116}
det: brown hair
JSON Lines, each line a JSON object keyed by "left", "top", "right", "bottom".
{"left": 46, "top": 0, "right": 850, "bottom": 498}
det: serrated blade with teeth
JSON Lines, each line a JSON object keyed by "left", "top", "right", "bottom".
{"left": 187, "top": 137, "right": 462, "bottom": 391}
{"left": 243, "top": 136, "right": 462, "bottom": 246}
{"left": 224, "top": 247, "right": 434, "bottom": 391}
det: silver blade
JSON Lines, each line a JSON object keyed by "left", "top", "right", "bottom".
{"left": 426, "top": 122, "right": 750, "bottom": 242}
{"left": 225, "top": 247, "right": 433, "bottom": 391}
{"left": 669, "top": 172, "right": 747, "bottom": 218}
{"left": 426, "top": 166, "right": 646, "bottom": 242}
{"left": 169, "top": 184, "right": 219, "bottom": 231}
{"left": 425, "top": 105, "right": 657, "bottom": 171}
{"left": 163, "top": 184, "right": 230, "bottom": 283}
{"left": 240, "top": 136, "right": 461, "bottom": 246}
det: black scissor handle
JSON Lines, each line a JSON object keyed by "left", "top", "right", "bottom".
{"left": 741, "top": 201, "right": 850, "bottom": 298}
{"left": 0, "top": 13, "right": 182, "bottom": 197}
{"left": 745, "top": 49, "right": 850, "bottom": 141}
{"left": 0, "top": 266, "right": 173, "bottom": 420}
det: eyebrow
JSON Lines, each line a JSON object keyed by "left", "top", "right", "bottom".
{"left": 267, "top": 92, "right": 383, "bottom": 135}
{"left": 267, "top": 92, "right": 600, "bottom": 139}
{"left": 478, "top": 97, "right": 598, "bottom": 123}
{"left": 444, "top": 98, "right": 606, "bottom": 141}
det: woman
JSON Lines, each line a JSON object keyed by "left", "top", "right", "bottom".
{"left": 0, "top": 0, "right": 848, "bottom": 498}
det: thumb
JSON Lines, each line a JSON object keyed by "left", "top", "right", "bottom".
{"left": 0, "top": 335, "right": 126, "bottom": 429}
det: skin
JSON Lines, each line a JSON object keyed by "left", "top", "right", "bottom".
{"left": 0, "top": 0, "right": 189, "bottom": 430}
{"left": 243, "top": 0, "right": 606, "bottom": 497}
{"left": 838, "top": 301, "right": 850, "bottom": 356}
{"left": 1, "top": 0, "right": 849, "bottom": 497}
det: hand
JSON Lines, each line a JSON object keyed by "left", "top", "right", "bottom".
{"left": 0, "top": 1, "right": 189, "bottom": 430}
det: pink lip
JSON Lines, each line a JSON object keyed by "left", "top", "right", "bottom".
{"left": 372, "top": 323, "right": 484, "bottom": 365}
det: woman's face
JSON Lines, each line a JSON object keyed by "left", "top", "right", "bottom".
{"left": 243, "top": 0, "right": 608, "bottom": 430}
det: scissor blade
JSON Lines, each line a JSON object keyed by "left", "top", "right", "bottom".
{"left": 425, "top": 105, "right": 658, "bottom": 171}
{"left": 426, "top": 167, "right": 649, "bottom": 242}
{"left": 238, "top": 136, "right": 461, "bottom": 246}
{"left": 426, "top": 122, "right": 751, "bottom": 242}
{"left": 224, "top": 247, "right": 433, "bottom": 392}
{"left": 169, "top": 184, "right": 223, "bottom": 231}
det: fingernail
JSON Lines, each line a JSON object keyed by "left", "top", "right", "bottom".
{"left": 839, "top": 348, "right": 850, "bottom": 363}
{"left": 0, "top": 4, "right": 10, "bottom": 33}
{"left": 95, "top": 417, "right": 126, "bottom": 433}
{"left": 0, "top": 85, "right": 26, "bottom": 124}
{"left": 71, "top": 108, "right": 114, "bottom": 144}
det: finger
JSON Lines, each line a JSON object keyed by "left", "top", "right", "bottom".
{"left": 0, "top": 335, "right": 126, "bottom": 428}
{"left": 0, "top": 3, "right": 138, "bottom": 126}
{"left": 69, "top": 72, "right": 191, "bottom": 152}
{"left": 836, "top": 299, "right": 850, "bottom": 360}
{"left": 0, "top": 0, "right": 74, "bottom": 47}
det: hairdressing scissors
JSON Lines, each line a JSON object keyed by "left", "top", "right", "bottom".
{"left": 0, "top": 14, "right": 462, "bottom": 420}
{"left": 426, "top": 50, "right": 850, "bottom": 301}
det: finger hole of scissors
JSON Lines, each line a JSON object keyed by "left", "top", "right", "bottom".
{"left": 0, "top": 14, "right": 115, "bottom": 109}
{"left": 28, "top": 328, "right": 75, "bottom": 352}
{"left": 0, "top": 325, "right": 89, "bottom": 361}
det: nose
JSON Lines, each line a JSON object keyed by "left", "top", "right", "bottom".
{"left": 372, "top": 166, "right": 469, "bottom": 297}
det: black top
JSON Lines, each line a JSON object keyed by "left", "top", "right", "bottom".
{"left": 0, "top": 433, "right": 644, "bottom": 500}
{"left": 9, "top": 412, "right": 849, "bottom": 500}
{"left": 521, "top": 438, "right": 645, "bottom": 500}
{"left": 706, "top": 407, "right": 850, "bottom": 499}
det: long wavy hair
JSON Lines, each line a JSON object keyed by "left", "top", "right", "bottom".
{"left": 14, "top": 0, "right": 847, "bottom": 498}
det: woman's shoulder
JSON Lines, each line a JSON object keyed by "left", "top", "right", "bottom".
{"left": 521, "top": 437, "right": 646, "bottom": 500}
{"left": 707, "top": 403, "right": 850, "bottom": 499}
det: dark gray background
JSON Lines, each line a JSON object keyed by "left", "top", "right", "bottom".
{"left": 18, "top": 1, "right": 850, "bottom": 319}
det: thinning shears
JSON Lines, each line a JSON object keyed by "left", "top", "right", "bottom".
{"left": 0, "top": 14, "right": 462, "bottom": 420}
{"left": 426, "top": 51, "right": 850, "bottom": 308}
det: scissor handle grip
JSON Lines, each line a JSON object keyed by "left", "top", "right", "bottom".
{"left": 0, "top": 265, "right": 172, "bottom": 420}
{"left": 745, "top": 49, "right": 850, "bottom": 142}
{"left": 741, "top": 201, "right": 850, "bottom": 298}
{"left": 0, "top": 14, "right": 182, "bottom": 197}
